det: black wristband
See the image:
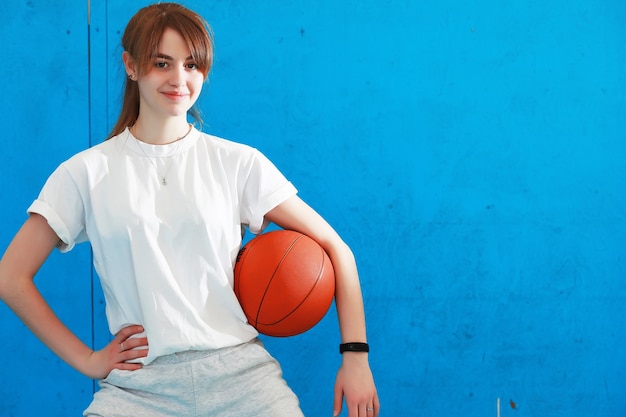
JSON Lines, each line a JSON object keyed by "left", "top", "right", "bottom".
{"left": 339, "top": 342, "right": 369, "bottom": 354}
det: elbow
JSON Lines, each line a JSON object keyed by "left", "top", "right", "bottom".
{"left": 321, "top": 238, "right": 356, "bottom": 268}
{"left": 0, "top": 261, "right": 25, "bottom": 303}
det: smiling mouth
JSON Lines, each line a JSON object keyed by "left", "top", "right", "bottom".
{"left": 162, "top": 92, "right": 189, "bottom": 100}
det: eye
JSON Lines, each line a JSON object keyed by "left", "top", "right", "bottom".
{"left": 186, "top": 62, "right": 199, "bottom": 70}
{"left": 154, "top": 60, "right": 169, "bottom": 69}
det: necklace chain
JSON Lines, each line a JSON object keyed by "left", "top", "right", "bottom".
{"left": 130, "top": 124, "right": 192, "bottom": 186}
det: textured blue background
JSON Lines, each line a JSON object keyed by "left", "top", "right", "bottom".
{"left": 1, "top": 0, "right": 625, "bottom": 416}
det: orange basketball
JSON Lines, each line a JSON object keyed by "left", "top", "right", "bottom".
{"left": 234, "top": 229, "right": 335, "bottom": 337}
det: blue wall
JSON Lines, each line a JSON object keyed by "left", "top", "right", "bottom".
{"left": 0, "top": 0, "right": 95, "bottom": 415}
{"left": 1, "top": 0, "right": 624, "bottom": 416}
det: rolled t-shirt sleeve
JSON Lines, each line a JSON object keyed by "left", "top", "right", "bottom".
{"left": 239, "top": 149, "right": 297, "bottom": 234}
{"left": 27, "top": 164, "right": 87, "bottom": 253}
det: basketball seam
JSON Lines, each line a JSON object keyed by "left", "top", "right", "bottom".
{"left": 254, "top": 234, "right": 303, "bottom": 327}
{"left": 258, "top": 240, "right": 330, "bottom": 331}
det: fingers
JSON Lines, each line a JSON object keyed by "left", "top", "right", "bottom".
{"left": 118, "top": 336, "right": 149, "bottom": 352}
{"left": 337, "top": 398, "right": 380, "bottom": 417}
{"left": 117, "top": 339, "right": 149, "bottom": 362}
{"left": 366, "top": 402, "right": 379, "bottom": 416}
{"left": 357, "top": 405, "right": 378, "bottom": 417}
{"left": 369, "top": 394, "right": 380, "bottom": 416}
{"left": 357, "top": 404, "right": 376, "bottom": 417}
{"left": 346, "top": 396, "right": 380, "bottom": 417}
{"left": 333, "top": 378, "right": 380, "bottom": 417}
{"left": 333, "top": 382, "right": 343, "bottom": 416}
{"left": 113, "top": 360, "right": 144, "bottom": 372}
{"left": 115, "top": 324, "right": 145, "bottom": 341}
{"left": 115, "top": 325, "right": 147, "bottom": 351}
{"left": 113, "top": 324, "right": 149, "bottom": 364}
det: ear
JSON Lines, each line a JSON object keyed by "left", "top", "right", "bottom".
{"left": 122, "top": 51, "right": 137, "bottom": 79}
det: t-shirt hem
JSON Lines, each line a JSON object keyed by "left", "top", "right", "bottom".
{"left": 27, "top": 200, "right": 74, "bottom": 252}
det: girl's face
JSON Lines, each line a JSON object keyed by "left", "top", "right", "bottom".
{"left": 134, "top": 28, "right": 204, "bottom": 121}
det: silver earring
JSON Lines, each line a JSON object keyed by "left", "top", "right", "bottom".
{"left": 128, "top": 74, "right": 136, "bottom": 81}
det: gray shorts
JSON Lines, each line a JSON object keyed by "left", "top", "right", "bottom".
{"left": 83, "top": 339, "right": 304, "bottom": 417}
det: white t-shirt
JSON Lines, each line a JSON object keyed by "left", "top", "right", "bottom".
{"left": 28, "top": 127, "right": 297, "bottom": 364}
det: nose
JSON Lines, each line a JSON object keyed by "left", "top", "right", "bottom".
{"left": 169, "top": 63, "right": 186, "bottom": 87}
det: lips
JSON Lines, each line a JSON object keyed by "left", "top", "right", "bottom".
{"left": 162, "top": 91, "right": 189, "bottom": 101}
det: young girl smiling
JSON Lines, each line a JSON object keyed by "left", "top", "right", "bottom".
{"left": 0, "top": 3, "right": 379, "bottom": 416}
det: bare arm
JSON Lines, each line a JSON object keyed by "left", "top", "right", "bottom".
{"left": 265, "top": 196, "right": 379, "bottom": 417}
{"left": 0, "top": 213, "right": 147, "bottom": 379}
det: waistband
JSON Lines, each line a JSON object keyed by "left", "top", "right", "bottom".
{"left": 150, "top": 338, "right": 262, "bottom": 365}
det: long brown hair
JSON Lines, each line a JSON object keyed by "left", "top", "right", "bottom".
{"left": 107, "top": 3, "right": 214, "bottom": 139}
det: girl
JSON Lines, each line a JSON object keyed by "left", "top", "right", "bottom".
{"left": 0, "top": 3, "right": 378, "bottom": 416}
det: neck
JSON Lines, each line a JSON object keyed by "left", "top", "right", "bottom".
{"left": 132, "top": 115, "right": 191, "bottom": 145}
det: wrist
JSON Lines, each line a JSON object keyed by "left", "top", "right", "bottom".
{"left": 340, "top": 347, "right": 370, "bottom": 368}
{"left": 339, "top": 342, "right": 369, "bottom": 354}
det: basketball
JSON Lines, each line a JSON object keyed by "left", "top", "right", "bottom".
{"left": 234, "top": 229, "right": 335, "bottom": 337}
